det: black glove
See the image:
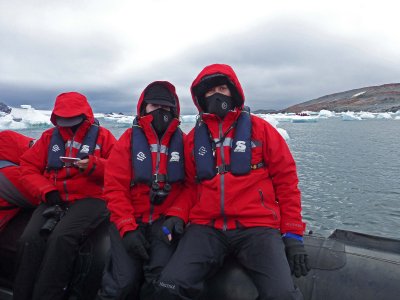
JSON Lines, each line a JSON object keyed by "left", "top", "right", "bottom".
{"left": 45, "top": 190, "right": 63, "bottom": 206}
{"left": 160, "top": 216, "right": 184, "bottom": 244}
{"left": 283, "top": 237, "right": 311, "bottom": 277}
{"left": 122, "top": 230, "right": 150, "bottom": 260}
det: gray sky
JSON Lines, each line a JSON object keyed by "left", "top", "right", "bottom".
{"left": 1, "top": 0, "right": 400, "bottom": 114}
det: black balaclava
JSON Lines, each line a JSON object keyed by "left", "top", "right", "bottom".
{"left": 148, "top": 108, "right": 174, "bottom": 138}
{"left": 204, "top": 93, "right": 234, "bottom": 119}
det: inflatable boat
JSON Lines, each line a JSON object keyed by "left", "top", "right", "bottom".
{"left": 1, "top": 210, "right": 399, "bottom": 300}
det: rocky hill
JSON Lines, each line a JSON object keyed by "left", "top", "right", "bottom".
{"left": 283, "top": 83, "right": 400, "bottom": 113}
{"left": 0, "top": 102, "right": 11, "bottom": 114}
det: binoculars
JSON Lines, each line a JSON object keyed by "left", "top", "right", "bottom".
{"left": 40, "top": 204, "right": 66, "bottom": 235}
{"left": 150, "top": 182, "right": 171, "bottom": 205}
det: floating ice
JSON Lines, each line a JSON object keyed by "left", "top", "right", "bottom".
{"left": 257, "top": 114, "right": 279, "bottom": 127}
{"left": 269, "top": 113, "right": 295, "bottom": 122}
{"left": 291, "top": 116, "right": 318, "bottom": 123}
{"left": 2, "top": 104, "right": 398, "bottom": 137}
{"left": 0, "top": 114, "right": 27, "bottom": 129}
{"left": 181, "top": 115, "right": 197, "bottom": 123}
{"left": 318, "top": 110, "right": 336, "bottom": 118}
{"left": 102, "top": 113, "right": 134, "bottom": 124}
{"left": 115, "top": 116, "right": 135, "bottom": 124}
{"left": 359, "top": 112, "right": 375, "bottom": 119}
{"left": 277, "top": 128, "right": 290, "bottom": 140}
{"left": 254, "top": 114, "right": 290, "bottom": 140}
{"left": 376, "top": 113, "right": 392, "bottom": 120}
{"left": 341, "top": 111, "right": 362, "bottom": 121}
{"left": 0, "top": 105, "right": 52, "bottom": 130}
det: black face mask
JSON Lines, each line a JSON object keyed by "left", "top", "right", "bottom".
{"left": 148, "top": 108, "right": 174, "bottom": 137}
{"left": 204, "top": 93, "right": 234, "bottom": 118}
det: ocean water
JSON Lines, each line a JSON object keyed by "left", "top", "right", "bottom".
{"left": 279, "top": 118, "right": 400, "bottom": 239}
{"left": 15, "top": 117, "right": 400, "bottom": 240}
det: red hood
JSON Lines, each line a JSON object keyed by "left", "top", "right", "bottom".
{"left": 136, "top": 81, "right": 180, "bottom": 117}
{"left": 50, "top": 92, "right": 95, "bottom": 126}
{"left": 0, "top": 130, "right": 34, "bottom": 164}
{"left": 190, "top": 64, "right": 245, "bottom": 113}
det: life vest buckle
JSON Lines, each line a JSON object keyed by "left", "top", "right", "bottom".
{"left": 216, "top": 164, "right": 229, "bottom": 174}
{"left": 153, "top": 174, "right": 166, "bottom": 183}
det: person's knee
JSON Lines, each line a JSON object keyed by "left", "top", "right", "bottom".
{"left": 47, "top": 231, "right": 77, "bottom": 248}
{"left": 154, "top": 282, "right": 180, "bottom": 299}
{"left": 155, "top": 273, "right": 181, "bottom": 297}
{"left": 155, "top": 273, "right": 199, "bottom": 300}
{"left": 18, "top": 230, "right": 41, "bottom": 246}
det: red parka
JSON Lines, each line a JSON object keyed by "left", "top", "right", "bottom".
{"left": 19, "top": 92, "right": 116, "bottom": 203}
{"left": 105, "top": 81, "right": 186, "bottom": 237}
{"left": 168, "top": 64, "right": 306, "bottom": 235}
{"left": 0, "top": 131, "right": 37, "bottom": 231}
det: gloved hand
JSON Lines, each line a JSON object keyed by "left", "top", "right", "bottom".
{"left": 45, "top": 190, "right": 63, "bottom": 206}
{"left": 283, "top": 237, "right": 311, "bottom": 277}
{"left": 122, "top": 230, "right": 150, "bottom": 260}
{"left": 160, "top": 216, "right": 184, "bottom": 244}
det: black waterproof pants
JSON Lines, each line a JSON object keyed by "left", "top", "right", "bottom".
{"left": 97, "top": 217, "right": 178, "bottom": 300}
{"left": 155, "top": 224, "right": 303, "bottom": 300}
{"left": 13, "top": 198, "right": 108, "bottom": 300}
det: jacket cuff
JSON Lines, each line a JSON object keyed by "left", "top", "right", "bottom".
{"left": 41, "top": 187, "right": 59, "bottom": 203}
{"left": 82, "top": 155, "right": 97, "bottom": 176}
{"left": 166, "top": 209, "right": 189, "bottom": 224}
{"left": 281, "top": 221, "right": 306, "bottom": 236}
{"left": 282, "top": 232, "right": 303, "bottom": 242}
{"left": 118, "top": 220, "right": 138, "bottom": 237}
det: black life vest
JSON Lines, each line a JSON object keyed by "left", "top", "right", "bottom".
{"left": 47, "top": 121, "right": 100, "bottom": 170}
{"left": 194, "top": 108, "right": 262, "bottom": 181}
{"left": 130, "top": 119, "right": 184, "bottom": 186}
{"left": 0, "top": 162, "right": 34, "bottom": 208}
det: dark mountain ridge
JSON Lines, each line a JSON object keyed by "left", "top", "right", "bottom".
{"left": 0, "top": 102, "right": 11, "bottom": 114}
{"left": 283, "top": 83, "right": 400, "bottom": 113}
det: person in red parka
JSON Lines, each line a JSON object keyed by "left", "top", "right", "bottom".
{"left": 97, "top": 81, "right": 186, "bottom": 300}
{"left": 156, "top": 64, "right": 310, "bottom": 300}
{"left": 13, "top": 92, "right": 116, "bottom": 300}
{"left": 0, "top": 130, "right": 37, "bottom": 232}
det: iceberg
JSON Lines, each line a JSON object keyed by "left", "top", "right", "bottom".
{"left": 2, "top": 104, "right": 398, "bottom": 141}
{"left": 277, "top": 128, "right": 290, "bottom": 140}
{"left": 341, "top": 111, "right": 362, "bottom": 121}
{"left": 102, "top": 113, "right": 134, "bottom": 124}
{"left": 359, "top": 112, "right": 375, "bottom": 119}
{"left": 0, "top": 105, "right": 52, "bottom": 130}
{"left": 257, "top": 114, "right": 279, "bottom": 127}
{"left": 268, "top": 113, "right": 294, "bottom": 122}
{"left": 256, "top": 114, "right": 290, "bottom": 140}
{"left": 181, "top": 115, "right": 197, "bottom": 123}
{"left": 376, "top": 113, "right": 392, "bottom": 120}
{"left": 290, "top": 116, "right": 318, "bottom": 123}
{"left": 318, "top": 110, "right": 336, "bottom": 118}
{"left": 0, "top": 114, "right": 27, "bottom": 130}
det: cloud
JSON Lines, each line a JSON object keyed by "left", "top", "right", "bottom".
{"left": 0, "top": 28, "right": 123, "bottom": 87}
{"left": 119, "top": 18, "right": 400, "bottom": 113}
{"left": 1, "top": 10, "right": 400, "bottom": 114}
